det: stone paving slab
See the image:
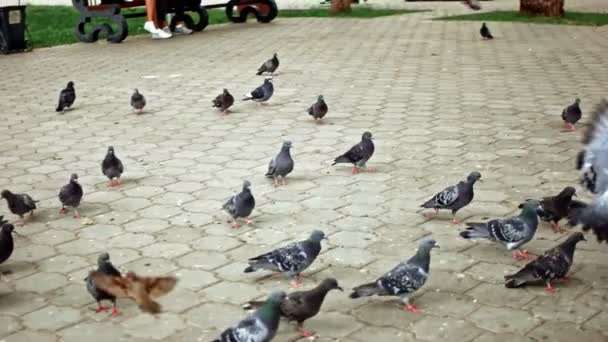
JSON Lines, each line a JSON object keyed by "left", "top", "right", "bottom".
{"left": 1, "top": 3, "right": 608, "bottom": 342}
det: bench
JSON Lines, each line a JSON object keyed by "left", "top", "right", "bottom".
{"left": 72, "top": 0, "right": 278, "bottom": 43}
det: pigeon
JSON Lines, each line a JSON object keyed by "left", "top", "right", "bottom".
{"left": 265, "top": 141, "right": 294, "bottom": 187}
{"left": 568, "top": 99, "right": 608, "bottom": 243}
{"left": 307, "top": 95, "right": 328, "bottom": 123}
{"left": 244, "top": 230, "right": 326, "bottom": 287}
{"left": 256, "top": 53, "right": 279, "bottom": 75}
{"left": 222, "top": 180, "right": 255, "bottom": 228}
{"left": 244, "top": 278, "right": 343, "bottom": 337}
{"left": 212, "top": 88, "right": 235, "bottom": 113}
{"left": 59, "top": 173, "right": 84, "bottom": 219}
{"left": 462, "top": 0, "right": 481, "bottom": 10}
{"left": 519, "top": 186, "right": 577, "bottom": 233}
{"left": 505, "top": 232, "right": 585, "bottom": 293}
{"left": 480, "top": 23, "right": 493, "bottom": 39}
{"left": 87, "top": 270, "right": 178, "bottom": 314}
{"left": 214, "top": 290, "right": 286, "bottom": 342}
{"left": 0, "top": 217, "right": 15, "bottom": 266}
{"left": 56, "top": 81, "right": 76, "bottom": 113}
{"left": 101, "top": 146, "right": 124, "bottom": 187}
{"left": 130, "top": 88, "right": 146, "bottom": 114}
{"left": 243, "top": 77, "right": 274, "bottom": 104}
{"left": 561, "top": 98, "right": 582, "bottom": 131}
{"left": 350, "top": 239, "right": 439, "bottom": 312}
{"left": 332, "top": 131, "right": 375, "bottom": 174}
{"left": 460, "top": 200, "right": 540, "bottom": 260}
{"left": 420, "top": 171, "right": 482, "bottom": 224}
{"left": 85, "top": 252, "right": 122, "bottom": 316}
{"left": 1, "top": 190, "right": 38, "bottom": 225}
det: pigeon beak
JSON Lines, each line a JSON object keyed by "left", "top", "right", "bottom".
{"left": 323, "top": 236, "right": 329, "bottom": 241}
{"left": 573, "top": 193, "right": 578, "bottom": 197}
{"left": 433, "top": 245, "right": 440, "bottom": 249}
{"left": 336, "top": 286, "right": 344, "bottom": 292}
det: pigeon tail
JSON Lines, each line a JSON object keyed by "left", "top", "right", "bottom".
{"left": 460, "top": 223, "right": 491, "bottom": 240}
{"left": 420, "top": 198, "right": 438, "bottom": 208}
{"left": 504, "top": 274, "right": 527, "bottom": 288}
{"left": 243, "top": 265, "right": 256, "bottom": 273}
{"left": 349, "top": 282, "right": 380, "bottom": 298}
{"left": 332, "top": 155, "right": 350, "bottom": 165}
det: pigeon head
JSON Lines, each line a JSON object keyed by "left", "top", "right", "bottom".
{"left": 520, "top": 199, "right": 541, "bottom": 217}
{"left": 559, "top": 186, "right": 577, "bottom": 198}
{"left": 318, "top": 95, "right": 324, "bottom": 101}
{"left": 134, "top": 88, "right": 139, "bottom": 94}
{"left": 273, "top": 53, "right": 278, "bottom": 58}
{"left": 566, "top": 232, "right": 586, "bottom": 244}
{"left": 482, "top": 22, "right": 487, "bottom": 28}
{"left": 267, "top": 290, "right": 287, "bottom": 304}
{"left": 1, "top": 223, "right": 14, "bottom": 235}
{"left": 242, "top": 180, "right": 252, "bottom": 191}
{"left": 320, "top": 278, "right": 343, "bottom": 292}
{"left": 0, "top": 190, "right": 12, "bottom": 199}
{"left": 362, "top": 132, "right": 373, "bottom": 141}
{"left": 467, "top": 171, "right": 482, "bottom": 183}
{"left": 309, "top": 230, "right": 327, "bottom": 242}
{"left": 223, "top": 88, "right": 229, "bottom": 94}
{"left": 107, "top": 146, "right": 115, "bottom": 155}
{"left": 98, "top": 252, "right": 111, "bottom": 265}
{"left": 575, "top": 98, "right": 581, "bottom": 105}
{"left": 418, "top": 238, "right": 439, "bottom": 251}
{"left": 282, "top": 141, "right": 293, "bottom": 150}
{"left": 67, "top": 81, "right": 74, "bottom": 88}
{"left": 70, "top": 173, "right": 79, "bottom": 182}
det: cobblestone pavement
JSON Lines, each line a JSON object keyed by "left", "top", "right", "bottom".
{"left": 1, "top": 2, "right": 608, "bottom": 342}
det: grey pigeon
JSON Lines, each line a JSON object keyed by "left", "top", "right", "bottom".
{"left": 101, "top": 146, "right": 124, "bottom": 187}
{"left": 332, "top": 131, "right": 375, "bottom": 174}
{"left": 59, "top": 173, "right": 84, "bottom": 219}
{"left": 244, "top": 230, "right": 326, "bottom": 287}
{"left": 350, "top": 239, "right": 439, "bottom": 312}
{"left": 561, "top": 98, "right": 582, "bottom": 131}
{"left": 1, "top": 190, "right": 38, "bottom": 225}
{"left": 85, "top": 252, "right": 122, "bottom": 316}
{"left": 307, "top": 95, "right": 328, "bottom": 123}
{"left": 265, "top": 141, "right": 294, "bottom": 187}
{"left": 256, "top": 53, "right": 279, "bottom": 75}
{"left": 462, "top": 0, "right": 481, "bottom": 10}
{"left": 244, "top": 278, "right": 343, "bottom": 338}
{"left": 460, "top": 200, "right": 540, "bottom": 260}
{"left": 213, "top": 290, "right": 286, "bottom": 342}
{"left": 56, "top": 81, "right": 76, "bottom": 113}
{"left": 131, "top": 88, "right": 146, "bottom": 114}
{"left": 212, "top": 88, "right": 235, "bottom": 113}
{"left": 0, "top": 217, "right": 14, "bottom": 266}
{"left": 569, "top": 99, "right": 608, "bottom": 243}
{"left": 243, "top": 78, "right": 274, "bottom": 104}
{"left": 505, "top": 232, "right": 585, "bottom": 293}
{"left": 222, "top": 180, "right": 255, "bottom": 228}
{"left": 421, "top": 171, "right": 482, "bottom": 224}
{"left": 519, "top": 186, "right": 576, "bottom": 233}
{"left": 480, "top": 23, "right": 493, "bottom": 39}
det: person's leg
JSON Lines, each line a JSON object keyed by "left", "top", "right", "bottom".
{"left": 144, "top": 0, "right": 172, "bottom": 38}
{"left": 173, "top": 0, "right": 193, "bottom": 34}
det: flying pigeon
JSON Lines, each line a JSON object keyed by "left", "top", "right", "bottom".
{"left": 1, "top": 190, "right": 38, "bottom": 225}
{"left": 462, "top": 0, "right": 481, "bottom": 10}
{"left": 101, "top": 146, "right": 124, "bottom": 187}
{"left": 332, "top": 131, "right": 375, "bottom": 174}
{"left": 244, "top": 278, "right": 343, "bottom": 337}
{"left": 307, "top": 95, "right": 328, "bottom": 123}
{"left": 87, "top": 270, "right": 178, "bottom": 314}
{"left": 222, "top": 180, "right": 255, "bottom": 228}
{"left": 561, "top": 98, "right": 582, "bottom": 131}
{"left": 265, "top": 141, "right": 294, "bottom": 187}
{"left": 56, "top": 81, "right": 76, "bottom": 113}
{"left": 0, "top": 217, "right": 15, "bottom": 267}
{"left": 505, "top": 232, "right": 585, "bottom": 293}
{"left": 460, "top": 200, "right": 540, "bottom": 260}
{"left": 85, "top": 252, "right": 122, "bottom": 316}
{"left": 420, "top": 171, "right": 482, "bottom": 224}
{"left": 131, "top": 88, "right": 146, "bottom": 114}
{"left": 350, "top": 239, "right": 439, "bottom": 312}
{"left": 243, "top": 78, "right": 274, "bottom": 104}
{"left": 214, "top": 290, "right": 286, "bottom": 342}
{"left": 212, "top": 88, "right": 235, "bottom": 113}
{"left": 568, "top": 99, "right": 608, "bottom": 243}
{"left": 519, "top": 186, "right": 576, "bottom": 233}
{"left": 480, "top": 23, "right": 493, "bottom": 40}
{"left": 256, "top": 53, "right": 279, "bottom": 75}
{"left": 244, "top": 230, "right": 326, "bottom": 287}
{"left": 59, "top": 173, "right": 83, "bottom": 219}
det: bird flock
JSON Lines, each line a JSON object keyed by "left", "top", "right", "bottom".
{"left": 0, "top": 24, "right": 607, "bottom": 342}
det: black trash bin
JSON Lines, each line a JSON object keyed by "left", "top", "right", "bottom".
{"left": 0, "top": 1, "right": 31, "bottom": 54}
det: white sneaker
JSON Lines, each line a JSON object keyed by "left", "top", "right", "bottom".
{"left": 143, "top": 21, "right": 157, "bottom": 34}
{"left": 162, "top": 26, "right": 172, "bottom": 35}
{"left": 144, "top": 21, "right": 172, "bottom": 39}
{"left": 174, "top": 24, "right": 193, "bottom": 35}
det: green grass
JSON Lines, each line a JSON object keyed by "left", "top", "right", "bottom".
{"left": 436, "top": 10, "right": 608, "bottom": 26}
{"left": 26, "top": 5, "right": 421, "bottom": 48}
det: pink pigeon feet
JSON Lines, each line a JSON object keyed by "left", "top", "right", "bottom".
{"left": 512, "top": 250, "right": 530, "bottom": 260}
{"left": 563, "top": 122, "right": 576, "bottom": 132}
{"left": 73, "top": 210, "right": 81, "bottom": 219}
{"left": 246, "top": 218, "right": 253, "bottom": 225}
{"left": 108, "top": 179, "right": 122, "bottom": 187}
{"left": 96, "top": 304, "right": 107, "bottom": 313}
{"left": 291, "top": 274, "right": 303, "bottom": 288}
{"left": 550, "top": 222, "right": 564, "bottom": 233}
{"left": 366, "top": 167, "right": 376, "bottom": 173}
{"left": 351, "top": 167, "right": 360, "bottom": 174}
{"left": 404, "top": 304, "right": 421, "bottom": 313}
{"left": 297, "top": 324, "right": 316, "bottom": 338}
{"left": 424, "top": 209, "right": 439, "bottom": 218}
{"left": 59, "top": 208, "right": 67, "bottom": 215}
{"left": 544, "top": 282, "right": 557, "bottom": 293}
{"left": 452, "top": 217, "right": 461, "bottom": 224}
{"left": 231, "top": 221, "right": 240, "bottom": 229}
{"left": 111, "top": 307, "right": 120, "bottom": 316}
